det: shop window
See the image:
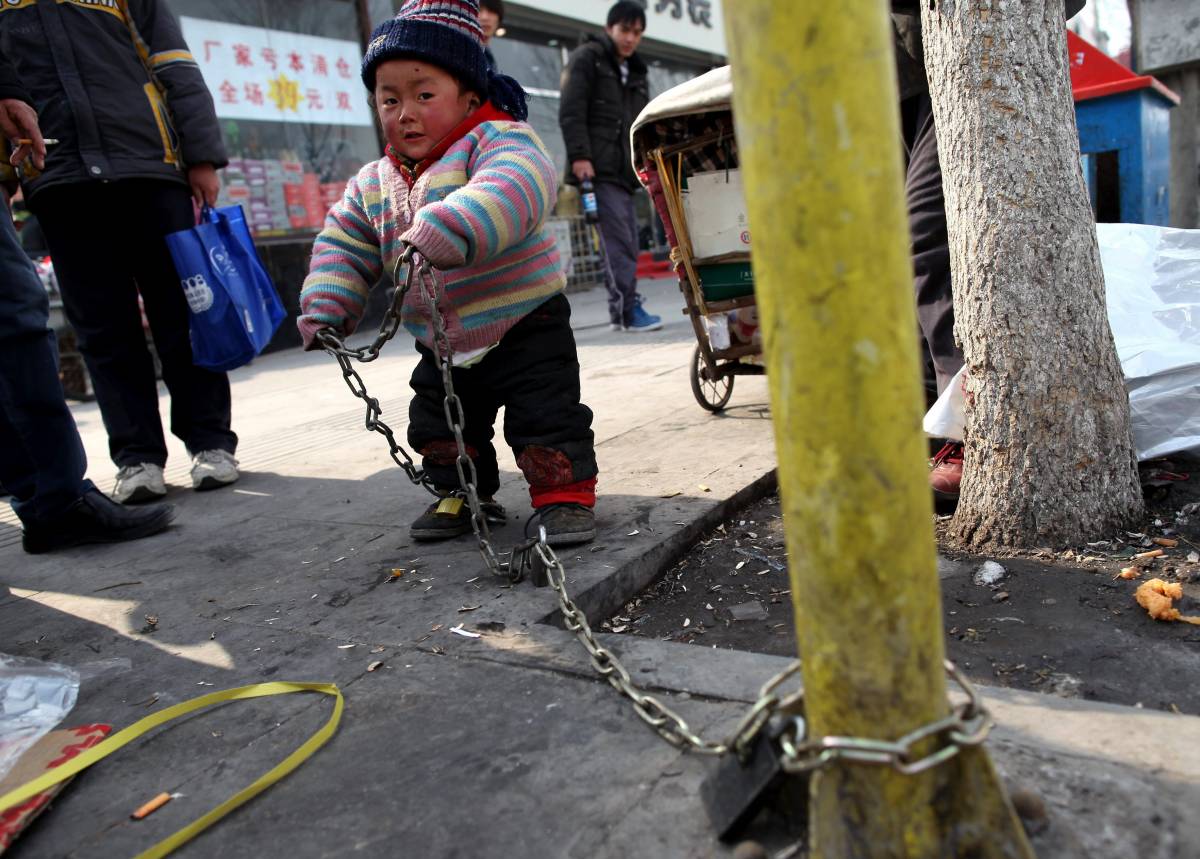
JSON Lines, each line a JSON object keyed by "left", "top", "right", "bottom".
{"left": 166, "top": 0, "right": 382, "bottom": 241}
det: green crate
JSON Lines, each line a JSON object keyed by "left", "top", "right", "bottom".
{"left": 697, "top": 261, "right": 754, "bottom": 302}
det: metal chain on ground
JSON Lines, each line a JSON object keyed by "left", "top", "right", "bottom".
{"left": 319, "top": 245, "right": 997, "bottom": 771}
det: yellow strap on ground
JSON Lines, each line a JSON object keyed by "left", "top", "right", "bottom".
{"left": 0, "top": 681, "right": 343, "bottom": 859}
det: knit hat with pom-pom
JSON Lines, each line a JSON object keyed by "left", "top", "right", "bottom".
{"left": 362, "top": 0, "right": 527, "bottom": 120}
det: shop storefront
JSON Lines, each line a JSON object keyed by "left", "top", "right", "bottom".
{"left": 166, "top": 0, "right": 726, "bottom": 348}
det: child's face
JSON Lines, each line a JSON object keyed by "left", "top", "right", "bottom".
{"left": 374, "top": 60, "right": 480, "bottom": 162}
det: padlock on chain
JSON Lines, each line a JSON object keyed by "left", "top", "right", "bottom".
{"left": 700, "top": 714, "right": 809, "bottom": 842}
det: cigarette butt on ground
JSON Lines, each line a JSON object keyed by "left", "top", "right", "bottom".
{"left": 131, "top": 791, "right": 177, "bottom": 820}
{"left": 1132, "top": 548, "right": 1166, "bottom": 560}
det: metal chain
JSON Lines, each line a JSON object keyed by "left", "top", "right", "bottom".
{"left": 776, "top": 660, "right": 994, "bottom": 776}
{"left": 317, "top": 246, "right": 434, "bottom": 495}
{"left": 318, "top": 246, "right": 996, "bottom": 771}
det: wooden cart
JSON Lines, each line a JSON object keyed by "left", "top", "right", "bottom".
{"left": 632, "top": 66, "right": 763, "bottom": 412}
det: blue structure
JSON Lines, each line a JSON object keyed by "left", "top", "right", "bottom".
{"left": 1070, "top": 31, "right": 1179, "bottom": 226}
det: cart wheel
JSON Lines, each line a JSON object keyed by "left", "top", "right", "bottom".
{"left": 691, "top": 346, "right": 734, "bottom": 412}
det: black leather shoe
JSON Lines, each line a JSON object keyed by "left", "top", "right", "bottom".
{"left": 22, "top": 490, "right": 176, "bottom": 554}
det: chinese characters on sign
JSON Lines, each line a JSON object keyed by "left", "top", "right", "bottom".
{"left": 653, "top": 0, "right": 712, "bottom": 28}
{"left": 180, "top": 17, "right": 373, "bottom": 127}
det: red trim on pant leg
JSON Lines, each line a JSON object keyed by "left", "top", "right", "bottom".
{"left": 530, "top": 478, "right": 596, "bottom": 509}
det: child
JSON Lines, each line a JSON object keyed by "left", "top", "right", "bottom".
{"left": 298, "top": 0, "right": 597, "bottom": 546}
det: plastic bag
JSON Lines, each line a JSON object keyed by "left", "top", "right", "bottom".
{"left": 165, "top": 204, "right": 285, "bottom": 372}
{"left": 924, "top": 223, "right": 1200, "bottom": 460}
{"left": 0, "top": 654, "right": 79, "bottom": 782}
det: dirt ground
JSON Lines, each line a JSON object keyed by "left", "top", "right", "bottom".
{"left": 604, "top": 457, "right": 1200, "bottom": 714}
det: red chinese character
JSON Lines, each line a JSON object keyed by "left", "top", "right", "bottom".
{"left": 336, "top": 57, "right": 351, "bottom": 79}
{"left": 261, "top": 47, "right": 278, "bottom": 70}
{"left": 312, "top": 54, "right": 328, "bottom": 76}
{"left": 336, "top": 91, "right": 353, "bottom": 111}
{"left": 204, "top": 40, "right": 223, "bottom": 62}
{"left": 244, "top": 82, "right": 265, "bottom": 106}
{"left": 289, "top": 52, "right": 305, "bottom": 72}
{"left": 218, "top": 80, "right": 238, "bottom": 104}
{"left": 305, "top": 89, "right": 324, "bottom": 110}
{"left": 233, "top": 43, "right": 253, "bottom": 67}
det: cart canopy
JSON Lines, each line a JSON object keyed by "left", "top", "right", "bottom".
{"left": 631, "top": 65, "right": 734, "bottom": 170}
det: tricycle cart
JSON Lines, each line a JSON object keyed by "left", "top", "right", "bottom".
{"left": 631, "top": 66, "right": 763, "bottom": 412}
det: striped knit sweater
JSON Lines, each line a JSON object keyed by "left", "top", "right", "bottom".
{"left": 298, "top": 120, "right": 566, "bottom": 354}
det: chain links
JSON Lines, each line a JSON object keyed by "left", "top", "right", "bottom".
{"left": 318, "top": 245, "right": 996, "bottom": 773}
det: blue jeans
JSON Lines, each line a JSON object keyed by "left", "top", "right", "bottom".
{"left": 0, "top": 204, "right": 91, "bottom": 526}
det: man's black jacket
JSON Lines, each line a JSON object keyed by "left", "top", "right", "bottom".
{"left": 0, "top": 0, "right": 226, "bottom": 199}
{"left": 558, "top": 33, "right": 650, "bottom": 192}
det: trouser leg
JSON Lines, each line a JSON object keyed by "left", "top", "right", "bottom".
{"left": 595, "top": 182, "right": 640, "bottom": 327}
{"left": 0, "top": 202, "right": 90, "bottom": 525}
{"left": 407, "top": 345, "right": 501, "bottom": 498}
{"left": 488, "top": 295, "right": 597, "bottom": 508}
{"left": 903, "top": 92, "right": 964, "bottom": 395}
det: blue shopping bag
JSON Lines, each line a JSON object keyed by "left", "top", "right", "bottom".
{"left": 166, "top": 205, "right": 285, "bottom": 372}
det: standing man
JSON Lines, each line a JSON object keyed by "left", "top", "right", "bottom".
{"left": 0, "top": 59, "right": 175, "bottom": 553}
{"left": 479, "top": 0, "right": 503, "bottom": 71}
{"left": 559, "top": 1, "right": 662, "bottom": 333}
{"left": 0, "top": 0, "right": 239, "bottom": 505}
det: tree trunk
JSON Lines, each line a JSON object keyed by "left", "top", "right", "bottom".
{"left": 922, "top": 0, "right": 1144, "bottom": 550}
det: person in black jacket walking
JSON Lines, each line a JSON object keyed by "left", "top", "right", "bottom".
{"left": 559, "top": 1, "right": 662, "bottom": 333}
{"left": 0, "top": 52, "right": 175, "bottom": 553}
{"left": 0, "top": 0, "right": 239, "bottom": 504}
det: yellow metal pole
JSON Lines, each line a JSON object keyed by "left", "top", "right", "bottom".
{"left": 723, "top": 3, "right": 1035, "bottom": 856}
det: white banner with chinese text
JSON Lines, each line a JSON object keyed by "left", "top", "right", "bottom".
{"left": 513, "top": 0, "right": 725, "bottom": 57}
{"left": 180, "top": 17, "right": 373, "bottom": 127}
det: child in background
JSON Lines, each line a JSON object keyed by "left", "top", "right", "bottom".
{"left": 298, "top": 0, "right": 598, "bottom": 546}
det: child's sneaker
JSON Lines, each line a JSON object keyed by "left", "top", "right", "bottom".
{"left": 625, "top": 303, "right": 662, "bottom": 333}
{"left": 411, "top": 495, "right": 506, "bottom": 540}
{"left": 528, "top": 503, "right": 596, "bottom": 546}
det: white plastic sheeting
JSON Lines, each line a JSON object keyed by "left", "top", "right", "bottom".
{"left": 925, "top": 223, "right": 1200, "bottom": 461}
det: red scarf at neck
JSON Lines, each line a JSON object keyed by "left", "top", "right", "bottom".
{"left": 387, "top": 101, "right": 514, "bottom": 186}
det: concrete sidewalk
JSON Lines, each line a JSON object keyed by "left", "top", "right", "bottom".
{"left": 3, "top": 277, "right": 1199, "bottom": 858}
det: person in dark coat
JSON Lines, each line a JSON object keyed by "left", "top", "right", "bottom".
{"left": 0, "top": 0, "right": 240, "bottom": 505}
{"left": 894, "top": 1, "right": 1087, "bottom": 502}
{"left": 479, "top": 0, "right": 503, "bottom": 71}
{"left": 0, "top": 52, "right": 175, "bottom": 553}
{"left": 559, "top": 1, "right": 662, "bottom": 333}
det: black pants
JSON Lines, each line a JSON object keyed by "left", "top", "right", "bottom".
{"left": 30, "top": 180, "right": 236, "bottom": 468}
{"left": 902, "top": 92, "right": 964, "bottom": 396}
{"left": 408, "top": 294, "right": 597, "bottom": 505}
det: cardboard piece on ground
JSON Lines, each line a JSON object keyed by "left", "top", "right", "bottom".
{"left": 0, "top": 724, "right": 111, "bottom": 853}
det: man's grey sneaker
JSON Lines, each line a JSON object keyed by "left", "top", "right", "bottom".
{"left": 23, "top": 489, "right": 175, "bottom": 554}
{"left": 610, "top": 322, "right": 624, "bottom": 332}
{"left": 625, "top": 303, "right": 663, "bottom": 333}
{"left": 113, "top": 463, "right": 167, "bottom": 504}
{"left": 191, "top": 449, "right": 239, "bottom": 491}
{"left": 527, "top": 503, "right": 596, "bottom": 547}
{"left": 411, "top": 495, "right": 506, "bottom": 541}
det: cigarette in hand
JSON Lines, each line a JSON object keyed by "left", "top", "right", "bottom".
{"left": 15, "top": 138, "right": 59, "bottom": 146}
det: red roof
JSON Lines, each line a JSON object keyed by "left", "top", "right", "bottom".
{"left": 1068, "top": 30, "right": 1179, "bottom": 105}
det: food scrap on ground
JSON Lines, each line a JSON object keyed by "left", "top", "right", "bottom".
{"left": 1134, "top": 578, "right": 1200, "bottom": 625}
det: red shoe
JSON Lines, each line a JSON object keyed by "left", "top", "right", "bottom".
{"left": 930, "top": 442, "right": 964, "bottom": 501}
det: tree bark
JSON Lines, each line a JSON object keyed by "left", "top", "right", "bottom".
{"left": 922, "top": 0, "right": 1144, "bottom": 550}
